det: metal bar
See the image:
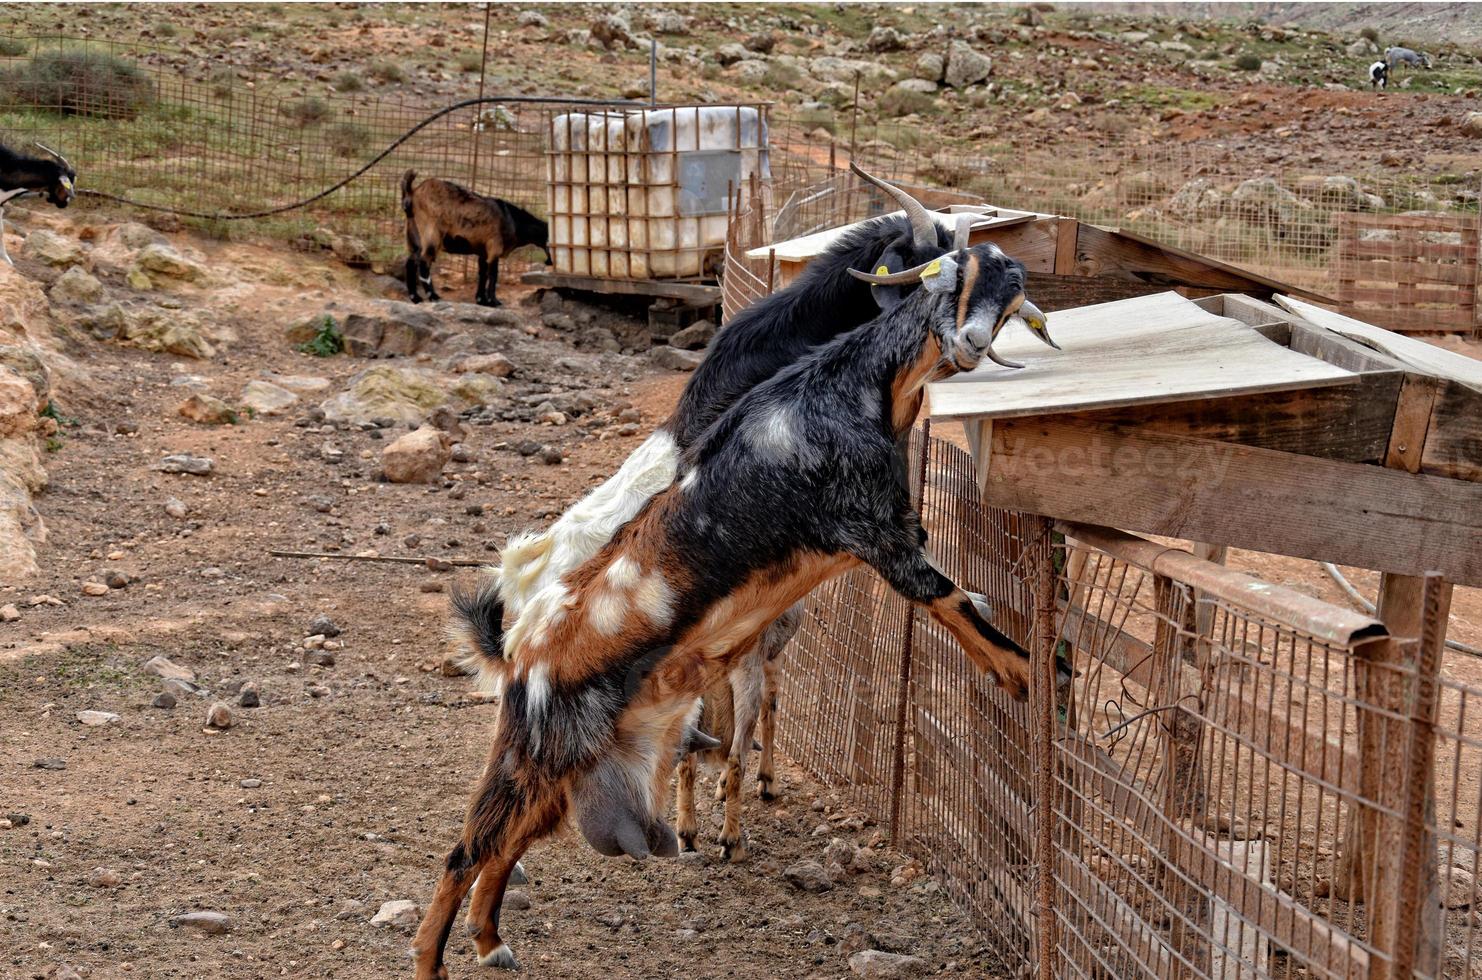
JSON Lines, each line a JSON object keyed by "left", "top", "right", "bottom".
{"left": 1031, "top": 515, "right": 1059, "bottom": 979}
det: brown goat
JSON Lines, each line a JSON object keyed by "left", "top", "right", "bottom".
{"left": 400, "top": 170, "right": 549, "bottom": 307}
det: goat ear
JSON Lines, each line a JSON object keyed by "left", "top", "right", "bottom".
{"left": 919, "top": 253, "right": 959, "bottom": 295}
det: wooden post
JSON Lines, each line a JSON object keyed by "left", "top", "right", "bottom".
{"left": 1031, "top": 516, "right": 1060, "bottom": 980}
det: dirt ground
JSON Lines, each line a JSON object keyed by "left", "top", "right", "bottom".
{"left": 0, "top": 229, "right": 993, "bottom": 980}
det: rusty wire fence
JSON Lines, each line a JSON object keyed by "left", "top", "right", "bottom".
{"left": 778, "top": 432, "right": 1477, "bottom": 978}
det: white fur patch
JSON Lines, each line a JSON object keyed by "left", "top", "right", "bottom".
{"left": 747, "top": 405, "right": 802, "bottom": 461}
{"left": 497, "top": 430, "right": 678, "bottom": 622}
{"left": 605, "top": 555, "right": 642, "bottom": 590}
{"left": 504, "top": 582, "right": 571, "bottom": 656}
{"left": 526, "top": 662, "right": 550, "bottom": 718}
{"left": 587, "top": 587, "right": 628, "bottom": 637}
{"left": 633, "top": 572, "right": 675, "bottom": 629}
{"left": 680, "top": 468, "right": 699, "bottom": 492}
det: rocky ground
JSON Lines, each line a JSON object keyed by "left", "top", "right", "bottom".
{"left": 0, "top": 205, "right": 990, "bottom": 980}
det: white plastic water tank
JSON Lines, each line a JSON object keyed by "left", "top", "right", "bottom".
{"left": 548, "top": 105, "right": 769, "bottom": 280}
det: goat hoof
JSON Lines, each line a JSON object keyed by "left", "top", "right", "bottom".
{"left": 476, "top": 943, "right": 519, "bottom": 970}
{"left": 719, "top": 837, "right": 749, "bottom": 864}
{"left": 678, "top": 832, "right": 697, "bottom": 853}
{"left": 408, "top": 295, "right": 423, "bottom": 305}
{"left": 758, "top": 782, "right": 777, "bottom": 803}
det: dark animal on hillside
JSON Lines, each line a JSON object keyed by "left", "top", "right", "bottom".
{"left": 488, "top": 165, "right": 1055, "bottom": 865}
{"left": 1369, "top": 60, "right": 1389, "bottom": 89}
{"left": 400, "top": 170, "right": 549, "bottom": 307}
{"left": 0, "top": 142, "right": 76, "bottom": 265}
{"left": 412, "top": 239, "right": 1065, "bottom": 976}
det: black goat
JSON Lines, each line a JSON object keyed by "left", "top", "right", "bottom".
{"left": 401, "top": 170, "right": 549, "bottom": 307}
{"left": 0, "top": 142, "right": 76, "bottom": 265}
{"left": 413, "top": 240, "right": 1063, "bottom": 976}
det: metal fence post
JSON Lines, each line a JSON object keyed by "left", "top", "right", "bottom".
{"left": 1031, "top": 514, "right": 1059, "bottom": 980}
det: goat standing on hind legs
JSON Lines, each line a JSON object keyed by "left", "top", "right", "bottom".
{"left": 400, "top": 169, "right": 549, "bottom": 307}
{"left": 411, "top": 240, "right": 1066, "bottom": 977}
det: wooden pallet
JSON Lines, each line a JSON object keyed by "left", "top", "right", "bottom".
{"left": 1334, "top": 212, "right": 1480, "bottom": 334}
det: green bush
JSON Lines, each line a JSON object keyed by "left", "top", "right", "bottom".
{"left": 0, "top": 38, "right": 28, "bottom": 57}
{"left": 285, "top": 95, "right": 329, "bottom": 126}
{"left": 209, "top": 65, "right": 235, "bottom": 99}
{"left": 1233, "top": 53, "right": 1262, "bottom": 71}
{"left": 327, "top": 120, "right": 370, "bottom": 158}
{"left": 295, "top": 315, "right": 344, "bottom": 357}
{"left": 1360, "top": 26, "right": 1380, "bottom": 43}
{"left": 763, "top": 61, "right": 802, "bottom": 89}
{"left": 155, "top": 23, "right": 177, "bottom": 39}
{"left": 878, "top": 87, "right": 937, "bottom": 118}
{"left": 370, "top": 59, "right": 406, "bottom": 84}
{"left": 0, "top": 50, "right": 155, "bottom": 119}
{"left": 332, "top": 70, "right": 363, "bottom": 92}
{"left": 456, "top": 50, "right": 482, "bottom": 73}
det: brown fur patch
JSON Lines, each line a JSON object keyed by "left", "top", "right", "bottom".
{"left": 954, "top": 252, "right": 981, "bottom": 331}
{"left": 406, "top": 177, "right": 511, "bottom": 262}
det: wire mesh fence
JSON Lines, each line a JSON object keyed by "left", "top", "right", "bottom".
{"left": 778, "top": 432, "right": 1475, "bottom": 979}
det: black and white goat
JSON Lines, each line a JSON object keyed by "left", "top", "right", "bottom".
{"left": 413, "top": 239, "right": 1062, "bottom": 977}
{"left": 489, "top": 165, "right": 1053, "bottom": 863}
{"left": 0, "top": 142, "right": 76, "bottom": 265}
{"left": 1369, "top": 60, "right": 1389, "bottom": 89}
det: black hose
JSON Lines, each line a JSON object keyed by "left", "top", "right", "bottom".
{"left": 76, "top": 94, "right": 640, "bottom": 220}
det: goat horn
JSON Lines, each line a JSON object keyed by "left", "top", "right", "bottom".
{"left": 850, "top": 162, "right": 937, "bottom": 249}
{"left": 1018, "top": 300, "right": 1060, "bottom": 350}
{"left": 846, "top": 256, "right": 940, "bottom": 285}
{"left": 982, "top": 344, "right": 1026, "bottom": 370}
{"left": 951, "top": 213, "right": 976, "bottom": 251}
{"left": 33, "top": 142, "right": 71, "bottom": 170}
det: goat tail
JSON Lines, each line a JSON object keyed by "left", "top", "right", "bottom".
{"left": 400, "top": 169, "right": 417, "bottom": 217}
{"left": 449, "top": 571, "right": 509, "bottom": 691}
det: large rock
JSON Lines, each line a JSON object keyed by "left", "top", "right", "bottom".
{"left": 889, "top": 78, "right": 939, "bottom": 96}
{"left": 83, "top": 304, "right": 216, "bottom": 359}
{"left": 381, "top": 426, "right": 451, "bottom": 484}
{"left": 240, "top": 380, "right": 298, "bottom": 416}
{"left": 177, "top": 393, "right": 237, "bottom": 425}
{"left": 848, "top": 950, "right": 928, "bottom": 978}
{"left": 1231, "top": 177, "right": 1314, "bottom": 238}
{"left": 21, "top": 230, "right": 84, "bottom": 267}
{"left": 809, "top": 56, "right": 897, "bottom": 86}
{"left": 668, "top": 320, "right": 715, "bottom": 351}
{"left": 731, "top": 60, "right": 770, "bottom": 84}
{"left": 944, "top": 41, "right": 991, "bottom": 87}
{"left": 1460, "top": 112, "right": 1482, "bottom": 138}
{"left": 651, "top": 346, "right": 704, "bottom": 371}
{"left": 450, "top": 373, "right": 505, "bottom": 407}
{"left": 370, "top": 899, "right": 420, "bottom": 930}
{"left": 866, "top": 26, "right": 909, "bottom": 52}
{"left": 1294, "top": 175, "right": 1369, "bottom": 212}
{"left": 783, "top": 859, "right": 834, "bottom": 893}
{"left": 320, "top": 365, "right": 449, "bottom": 426}
{"left": 339, "top": 305, "right": 450, "bottom": 357}
{"left": 715, "top": 43, "right": 750, "bottom": 66}
{"left": 49, "top": 267, "right": 104, "bottom": 306}
{"left": 134, "top": 243, "right": 206, "bottom": 282}
{"left": 0, "top": 366, "right": 39, "bottom": 439}
{"left": 453, "top": 353, "right": 515, "bottom": 377}
{"left": 1167, "top": 177, "right": 1226, "bottom": 220}
{"left": 0, "top": 365, "right": 44, "bottom": 581}
{"left": 914, "top": 51, "right": 945, "bottom": 83}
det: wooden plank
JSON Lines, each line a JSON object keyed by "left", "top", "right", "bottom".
{"left": 1054, "top": 218, "right": 1079, "bottom": 275}
{"left": 1423, "top": 379, "right": 1482, "bottom": 483}
{"left": 1340, "top": 285, "right": 1473, "bottom": 306}
{"left": 520, "top": 270, "right": 719, "bottom": 303}
{"left": 1067, "top": 372, "right": 1402, "bottom": 464}
{"left": 927, "top": 292, "right": 1357, "bottom": 422}
{"left": 1334, "top": 259, "right": 1478, "bottom": 285}
{"left": 1338, "top": 212, "right": 1479, "bottom": 232}
{"left": 984, "top": 416, "right": 1482, "bottom": 586}
{"left": 746, "top": 208, "right": 1043, "bottom": 263}
{"left": 1082, "top": 224, "right": 1335, "bottom": 303}
{"left": 1337, "top": 239, "right": 1476, "bottom": 262}
{"left": 1277, "top": 295, "right": 1482, "bottom": 386}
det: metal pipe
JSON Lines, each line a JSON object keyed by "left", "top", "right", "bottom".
{"left": 1321, "top": 562, "right": 1482, "bottom": 656}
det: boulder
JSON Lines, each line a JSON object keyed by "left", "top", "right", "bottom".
{"left": 644, "top": 10, "right": 688, "bottom": 34}
{"left": 732, "top": 60, "right": 770, "bottom": 85}
{"left": 320, "top": 365, "right": 450, "bottom": 426}
{"left": 914, "top": 51, "right": 945, "bottom": 83}
{"left": 21, "top": 230, "right": 84, "bottom": 267}
{"left": 1460, "top": 112, "right": 1482, "bottom": 138}
{"left": 83, "top": 304, "right": 216, "bottom": 358}
{"left": 369, "top": 899, "right": 420, "bottom": 930}
{"left": 848, "top": 950, "right": 928, "bottom": 978}
{"left": 650, "top": 346, "right": 704, "bottom": 371}
{"left": 782, "top": 859, "right": 834, "bottom": 893}
{"left": 1347, "top": 38, "right": 1378, "bottom": 56}
{"left": 716, "top": 42, "right": 750, "bottom": 66}
{"left": 339, "top": 305, "right": 449, "bottom": 357}
{"left": 169, "top": 911, "right": 233, "bottom": 935}
{"left": 177, "top": 393, "right": 237, "bottom": 425}
{"left": 453, "top": 353, "right": 515, "bottom": 377}
{"left": 890, "top": 78, "right": 939, "bottom": 96}
{"left": 1167, "top": 177, "right": 1226, "bottom": 220}
{"left": 590, "top": 14, "right": 634, "bottom": 50}
{"left": 48, "top": 267, "right": 104, "bottom": 306}
{"left": 866, "top": 26, "right": 908, "bottom": 52}
{"left": 944, "top": 41, "right": 991, "bottom": 87}
{"left": 450, "top": 373, "right": 505, "bottom": 407}
{"left": 381, "top": 425, "right": 450, "bottom": 484}
{"left": 0, "top": 365, "right": 39, "bottom": 439}
{"left": 240, "top": 380, "right": 298, "bottom": 416}
{"left": 809, "top": 56, "right": 897, "bottom": 86}
{"left": 668, "top": 320, "right": 715, "bottom": 351}
{"left": 134, "top": 243, "right": 206, "bottom": 282}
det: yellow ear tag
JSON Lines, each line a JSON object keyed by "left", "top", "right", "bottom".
{"left": 919, "top": 258, "right": 942, "bottom": 280}
{"left": 875, "top": 265, "right": 890, "bottom": 275}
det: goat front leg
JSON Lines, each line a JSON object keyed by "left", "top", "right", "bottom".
{"left": 462, "top": 849, "right": 525, "bottom": 969}
{"left": 717, "top": 656, "right": 765, "bottom": 862}
{"left": 857, "top": 526, "right": 1033, "bottom": 701}
{"left": 475, "top": 253, "right": 489, "bottom": 305}
{"left": 755, "top": 604, "right": 799, "bottom": 802}
{"left": 675, "top": 751, "right": 698, "bottom": 852}
{"left": 412, "top": 842, "right": 481, "bottom": 980}
{"left": 0, "top": 207, "right": 9, "bottom": 266}
{"left": 483, "top": 256, "right": 501, "bottom": 307}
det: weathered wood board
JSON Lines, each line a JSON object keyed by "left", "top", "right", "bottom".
{"left": 745, "top": 207, "right": 1045, "bottom": 264}
{"left": 926, "top": 292, "right": 1357, "bottom": 422}
{"left": 981, "top": 416, "right": 1482, "bottom": 586}
{"left": 1277, "top": 295, "right": 1482, "bottom": 387}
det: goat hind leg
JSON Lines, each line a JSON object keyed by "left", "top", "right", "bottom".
{"left": 675, "top": 752, "right": 698, "bottom": 852}
{"left": 755, "top": 604, "right": 799, "bottom": 802}
{"left": 411, "top": 842, "right": 481, "bottom": 980}
{"left": 462, "top": 849, "right": 525, "bottom": 969}
{"left": 718, "top": 657, "right": 765, "bottom": 862}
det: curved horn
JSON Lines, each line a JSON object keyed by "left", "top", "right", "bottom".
{"left": 951, "top": 213, "right": 976, "bottom": 251}
{"left": 850, "top": 162, "right": 936, "bottom": 249}
{"left": 33, "top": 142, "right": 71, "bottom": 170}
{"left": 1018, "top": 300, "right": 1060, "bottom": 350}
{"left": 846, "top": 256, "right": 940, "bottom": 285}
{"left": 982, "top": 344, "right": 1025, "bottom": 370}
